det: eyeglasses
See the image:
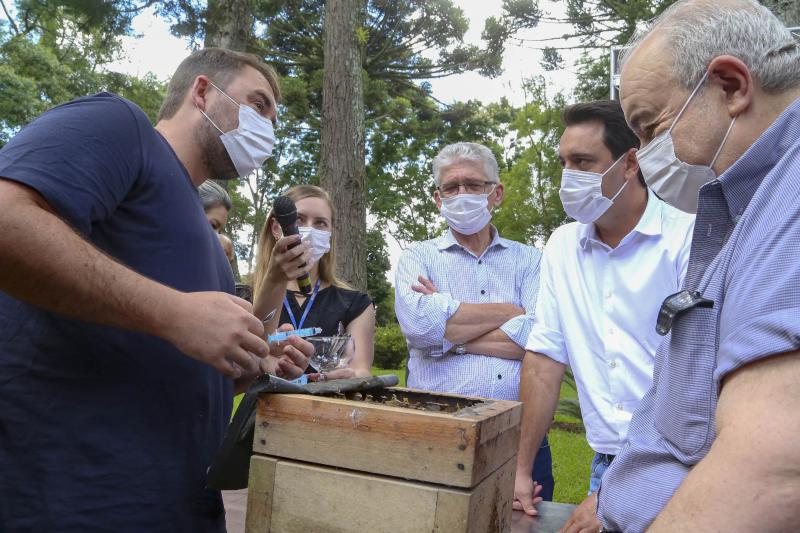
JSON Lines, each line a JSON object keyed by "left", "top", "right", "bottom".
{"left": 437, "top": 180, "right": 496, "bottom": 198}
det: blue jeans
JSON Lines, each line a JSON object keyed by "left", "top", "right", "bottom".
{"left": 588, "top": 452, "right": 615, "bottom": 495}
{"left": 531, "top": 435, "right": 554, "bottom": 501}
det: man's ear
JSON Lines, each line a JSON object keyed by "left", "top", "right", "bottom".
{"left": 434, "top": 189, "right": 443, "bottom": 210}
{"left": 191, "top": 75, "right": 213, "bottom": 112}
{"left": 624, "top": 148, "right": 641, "bottom": 183}
{"left": 492, "top": 183, "right": 505, "bottom": 207}
{"left": 708, "top": 55, "right": 754, "bottom": 118}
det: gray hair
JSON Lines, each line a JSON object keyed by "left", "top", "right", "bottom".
{"left": 432, "top": 142, "right": 500, "bottom": 186}
{"left": 622, "top": 0, "right": 800, "bottom": 91}
{"left": 198, "top": 180, "right": 232, "bottom": 212}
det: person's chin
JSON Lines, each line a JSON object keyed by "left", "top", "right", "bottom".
{"left": 210, "top": 160, "right": 240, "bottom": 181}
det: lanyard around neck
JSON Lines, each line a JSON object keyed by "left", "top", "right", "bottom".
{"left": 283, "top": 279, "right": 321, "bottom": 330}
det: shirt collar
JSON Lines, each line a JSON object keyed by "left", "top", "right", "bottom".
{"left": 714, "top": 96, "right": 800, "bottom": 221}
{"left": 436, "top": 225, "right": 510, "bottom": 252}
{"left": 579, "top": 188, "right": 663, "bottom": 249}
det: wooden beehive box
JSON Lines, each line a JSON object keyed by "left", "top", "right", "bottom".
{"left": 245, "top": 387, "right": 521, "bottom": 533}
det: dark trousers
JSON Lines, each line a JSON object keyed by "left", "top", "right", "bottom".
{"left": 532, "top": 435, "right": 554, "bottom": 501}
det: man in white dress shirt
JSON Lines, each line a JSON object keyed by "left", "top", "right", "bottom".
{"left": 512, "top": 101, "right": 695, "bottom": 530}
{"left": 395, "top": 141, "right": 554, "bottom": 501}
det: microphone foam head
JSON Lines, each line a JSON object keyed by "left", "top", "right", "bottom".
{"left": 273, "top": 196, "right": 297, "bottom": 225}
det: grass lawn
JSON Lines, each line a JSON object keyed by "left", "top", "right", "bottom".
{"left": 550, "top": 381, "right": 593, "bottom": 504}
{"left": 233, "top": 367, "right": 591, "bottom": 505}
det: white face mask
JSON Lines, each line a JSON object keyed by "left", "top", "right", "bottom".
{"left": 200, "top": 81, "right": 276, "bottom": 177}
{"left": 299, "top": 226, "right": 331, "bottom": 265}
{"left": 439, "top": 189, "right": 494, "bottom": 235}
{"left": 637, "top": 71, "right": 736, "bottom": 213}
{"left": 559, "top": 153, "right": 628, "bottom": 224}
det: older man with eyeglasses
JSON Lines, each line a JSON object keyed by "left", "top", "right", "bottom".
{"left": 394, "top": 141, "right": 554, "bottom": 502}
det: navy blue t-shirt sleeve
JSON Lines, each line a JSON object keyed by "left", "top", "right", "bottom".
{"left": 0, "top": 93, "right": 145, "bottom": 235}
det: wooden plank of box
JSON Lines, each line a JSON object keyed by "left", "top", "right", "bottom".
{"left": 245, "top": 454, "right": 516, "bottom": 533}
{"left": 252, "top": 387, "right": 521, "bottom": 488}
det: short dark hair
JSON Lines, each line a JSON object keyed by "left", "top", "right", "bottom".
{"left": 561, "top": 100, "right": 645, "bottom": 186}
{"left": 157, "top": 47, "right": 281, "bottom": 122}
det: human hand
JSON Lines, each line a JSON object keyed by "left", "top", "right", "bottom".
{"left": 559, "top": 493, "right": 600, "bottom": 533}
{"left": 161, "top": 291, "right": 268, "bottom": 379}
{"left": 266, "top": 235, "right": 312, "bottom": 284}
{"left": 268, "top": 323, "right": 314, "bottom": 380}
{"left": 512, "top": 468, "right": 543, "bottom": 516}
{"left": 411, "top": 275, "right": 439, "bottom": 295}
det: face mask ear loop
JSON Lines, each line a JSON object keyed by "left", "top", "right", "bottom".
{"left": 208, "top": 80, "right": 241, "bottom": 108}
{"left": 601, "top": 152, "right": 629, "bottom": 201}
{"left": 198, "top": 106, "right": 225, "bottom": 135}
{"left": 610, "top": 179, "right": 629, "bottom": 202}
{"left": 709, "top": 116, "right": 737, "bottom": 169}
{"left": 668, "top": 70, "right": 709, "bottom": 135}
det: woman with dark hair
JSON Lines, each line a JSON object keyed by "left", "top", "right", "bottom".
{"left": 253, "top": 185, "right": 375, "bottom": 380}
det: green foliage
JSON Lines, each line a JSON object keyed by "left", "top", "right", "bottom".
{"left": 0, "top": 0, "right": 164, "bottom": 146}
{"left": 372, "top": 323, "right": 408, "bottom": 369}
{"left": 556, "top": 370, "right": 582, "bottom": 420}
{"left": 574, "top": 54, "right": 611, "bottom": 102}
{"left": 366, "top": 229, "right": 395, "bottom": 325}
{"left": 156, "top": 0, "right": 541, "bottom": 247}
{"left": 564, "top": 0, "right": 675, "bottom": 50}
{"left": 493, "top": 77, "right": 566, "bottom": 246}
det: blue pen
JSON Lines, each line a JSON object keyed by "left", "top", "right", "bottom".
{"left": 267, "top": 327, "right": 322, "bottom": 343}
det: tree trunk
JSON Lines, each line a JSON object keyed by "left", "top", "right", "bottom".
{"left": 204, "top": 0, "right": 251, "bottom": 273}
{"left": 203, "top": 0, "right": 253, "bottom": 194}
{"left": 320, "top": 0, "right": 367, "bottom": 291}
{"left": 204, "top": 0, "right": 252, "bottom": 50}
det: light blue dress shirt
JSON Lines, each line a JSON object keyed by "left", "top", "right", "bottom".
{"left": 599, "top": 98, "right": 800, "bottom": 531}
{"left": 395, "top": 227, "right": 541, "bottom": 400}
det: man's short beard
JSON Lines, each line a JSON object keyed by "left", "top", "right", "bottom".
{"left": 195, "top": 108, "right": 239, "bottom": 180}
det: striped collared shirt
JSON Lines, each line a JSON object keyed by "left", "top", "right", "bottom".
{"left": 395, "top": 227, "right": 541, "bottom": 400}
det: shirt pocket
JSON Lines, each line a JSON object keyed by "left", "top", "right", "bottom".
{"left": 653, "top": 306, "right": 719, "bottom": 464}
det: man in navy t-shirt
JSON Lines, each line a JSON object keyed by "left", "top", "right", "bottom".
{"left": 0, "top": 48, "right": 313, "bottom": 532}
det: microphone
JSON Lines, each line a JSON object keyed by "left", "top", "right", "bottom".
{"left": 273, "top": 196, "right": 312, "bottom": 295}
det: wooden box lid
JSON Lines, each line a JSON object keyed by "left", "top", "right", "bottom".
{"left": 253, "top": 387, "right": 521, "bottom": 489}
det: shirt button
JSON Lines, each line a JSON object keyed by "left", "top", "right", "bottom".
{"left": 608, "top": 360, "right": 617, "bottom": 369}
{"left": 478, "top": 260, "right": 483, "bottom": 265}
{"left": 616, "top": 403, "right": 624, "bottom": 411}
{"left": 480, "top": 290, "right": 486, "bottom": 295}
{"left": 497, "top": 374, "right": 502, "bottom": 379}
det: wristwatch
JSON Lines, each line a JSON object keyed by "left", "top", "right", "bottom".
{"left": 454, "top": 343, "right": 466, "bottom": 355}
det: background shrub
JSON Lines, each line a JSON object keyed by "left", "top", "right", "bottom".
{"left": 373, "top": 324, "right": 408, "bottom": 369}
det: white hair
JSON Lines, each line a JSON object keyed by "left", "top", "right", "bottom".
{"left": 198, "top": 180, "right": 233, "bottom": 212}
{"left": 622, "top": 0, "right": 800, "bottom": 91}
{"left": 432, "top": 142, "right": 500, "bottom": 186}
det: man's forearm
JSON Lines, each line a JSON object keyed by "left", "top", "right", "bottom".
{"left": 444, "top": 303, "right": 524, "bottom": 344}
{"left": 466, "top": 328, "right": 525, "bottom": 360}
{"left": 0, "top": 180, "right": 179, "bottom": 338}
{"left": 253, "top": 277, "right": 287, "bottom": 334}
{"left": 647, "top": 351, "right": 800, "bottom": 532}
{"left": 516, "top": 352, "right": 565, "bottom": 473}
